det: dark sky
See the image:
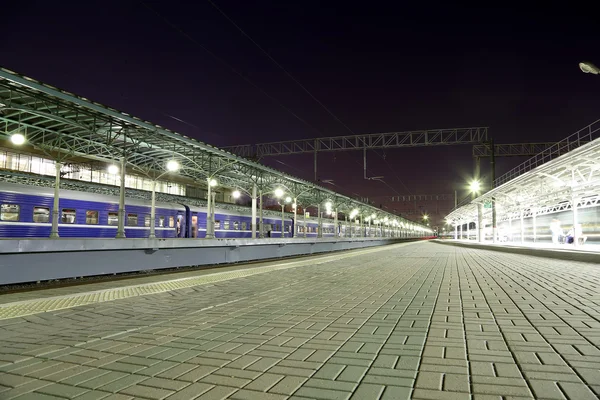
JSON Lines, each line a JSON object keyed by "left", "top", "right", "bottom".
{"left": 2, "top": 1, "right": 599, "bottom": 224}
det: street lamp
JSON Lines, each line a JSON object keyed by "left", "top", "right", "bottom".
{"left": 579, "top": 61, "right": 599, "bottom": 75}
{"left": 10, "top": 133, "right": 26, "bottom": 145}
{"left": 274, "top": 189, "right": 287, "bottom": 238}
{"left": 108, "top": 164, "right": 119, "bottom": 175}
{"left": 205, "top": 178, "right": 219, "bottom": 239}
{"left": 469, "top": 180, "right": 481, "bottom": 194}
{"left": 273, "top": 188, "right": 291, "bottom": 237}
{"left": 149, "top": 160, "right": 181, "bottom": 239}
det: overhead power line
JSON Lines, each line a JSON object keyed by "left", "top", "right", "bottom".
{"left": 140, "top": 1, "right": 322, "bottom": 135}
{"left": 207, "top": 0, "right": 357, "bottom": 136}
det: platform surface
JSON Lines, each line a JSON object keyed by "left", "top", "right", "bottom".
{"left": 1, "top": 241, "right": 599, "bottom": 400}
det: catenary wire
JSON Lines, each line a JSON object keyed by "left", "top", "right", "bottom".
{"left": 206, "top": 0, "right": 357, "bottom": 136}
{"left": 140, "top": 1, "right": 322, "bottom": 136}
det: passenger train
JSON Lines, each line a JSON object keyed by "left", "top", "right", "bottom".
{"left": 0, "top": 181, "right": 348, "bottom": 239}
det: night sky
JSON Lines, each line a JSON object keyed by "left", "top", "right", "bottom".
{"left": 2, "top": 1, "right": 599, "bottom": 225}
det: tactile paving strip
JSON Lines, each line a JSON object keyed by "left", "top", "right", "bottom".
{"left": 0, "top": 243, "right": 406, "bottom": 320}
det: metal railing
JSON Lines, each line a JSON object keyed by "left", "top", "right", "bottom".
{"left": 494, "top": 119, "right": 600, "bottom": 187}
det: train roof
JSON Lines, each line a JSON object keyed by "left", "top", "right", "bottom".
{"left": 0, "top": 180, "right": 340, "bottom": 222}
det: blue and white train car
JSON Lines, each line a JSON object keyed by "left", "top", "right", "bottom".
{"left": 0, "top": 181, "right": 182, "bottom": 238}
{"left": 0, "top": 181, "right": 351, "bottom": 240}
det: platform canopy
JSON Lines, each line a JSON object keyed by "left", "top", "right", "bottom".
{"left": 446, "top": 119, "right": 600, "bottom": 225}
{"left": 0, "top": 67, "right": 430, "bottom": 231}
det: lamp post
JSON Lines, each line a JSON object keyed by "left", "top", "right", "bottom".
{"left": 469, "top": 179, "right": 483, "bottom": 243}
{"left": 149, "top": 160, "right": 180, "bottom": 239}
{"left": 230, "top": 184, "right": 258, "bottom": 238}
{"left": 274, "top": 188, "right": 286, "bottom": 238}
{"left": 205, "top": 178, "right": 218, "bottom": 239}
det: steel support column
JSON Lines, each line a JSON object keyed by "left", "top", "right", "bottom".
{"left": 251, "top": 184, "right": 257, "bottom": 239}
{"left": 313, "top": 145, "right": 317, "bottom": 182}
{"left": 303, "top": 208, "right": 307, "bottom": 238}
{"left": 259, "top": 190, "right": 264, "bottom": 238}
{"left": 149, "top": 180, "right": 157, "bottom": 239}
{"left": 520, "top": 209, "right": 525, "bottom": 243}
{"left": 573, "top": 194, "right": 579, "bottom": 248}
{"left": 334, "top": 208, "right": 338, "bottom": 238}
{"left": 280, "top": 203, "right": 285, "bottom": 238}
{"left": 477, "top": 204, "right": 483, "bottom": 242}
{"left": 49, "top": 162, "right": 62, "bottom": 239}
{"left": 206, "top": 180, "right": 214, "bottom": 239}
{"left": 317, "top": 205, "right": 322, "bottom": 238}
{"left": 292, "top": 197, "right": 297, "bottom": 238}
{"left": 116, "top": 157, "right": 127, "bottom": 238}
{"left": 532, "top": 209, "right": 537, "bottom": 243}
{"left": 490, "top": 138, "right": 497, "bottom": 244}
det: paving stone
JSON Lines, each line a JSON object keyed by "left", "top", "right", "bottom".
{"left": 194, "top": 386, "right": 237, "bottom": 399}
{"left": 119, "top": 384, "right": 174, "bottom": 400}
{"left": 138, "top": 377, "right": 189, "bottom": 391}
{"left": 294, "top": 386, "right": 352, "bottom": 400}
{"left": 35, "top": 383, "right": 89, "bottom": 399}
{"left": 229, "top": 389, "right": 288, "bottom": 400}
{"left": 163, "top": 382, "right": 214, "bottom": 400}
{"left": 3, "top": 243, "right": 600, "bottom": 400}
{"left": 313, "top": 364, "right": 345, "bottom": 380}
{"left": 97, "top": 375, "right": 148, "bottom": 393}
{"left": 268, "top": 376, "right": 307, "bottom": 395}
{"left": 243, "top": 373, "right": 284, "bottom": 392}
{"left": 0, "top": 373, "right": 37, "bottom": 388}
{"left": 73, "top": 390, "right": 114, "bottom": 400}
{"left": 199, "top": 374, "right": 251, "bottom": 389}
{"left": 380, "top": 385, "right": 412, "bottom": 400}
{"left": 77, "top": 372, "right": 129, "bottom": 390}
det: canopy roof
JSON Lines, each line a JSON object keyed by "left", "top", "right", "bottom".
{"left": 0, "top": 67, "right": 430, "bottom": 231}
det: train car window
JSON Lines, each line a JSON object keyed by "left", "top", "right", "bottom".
{"left": 159, "top": 216, "right": 165, "bottom": 227}
{"left": 127, "top": 213, "right": 138, "bottom": 226}
{"left": 61, "top": 209, "right": 76, "bottom": 224}
{"left": 144, "top": 215, "right": 150, "bottom": 227}
{"left": 234, "top": 221, "right": 239, "bottom": 230}
{"left": 169, "top": 216, "right": 175, "bottom": 228}
{"left": 241, "top": 222, "right": 247, "bottom": 230}
{"left": 215, "top": 220, "right": 221, "bottom": 229}
{"left": 108, "top": 212, "right": 118, "bottom": 226}
{"left": 1, "top": 204, "right": 20, "bottom": 221}
{"left": 86, "top": 210, "right": 99, "bottom": 225}
{"left": 223, "top": 220, "right": 230, "bottom": 230}
{"left": 33, "top": 206, "right": 50, "bottom": 223}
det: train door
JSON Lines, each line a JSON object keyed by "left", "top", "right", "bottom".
{"left": 191, "top": 214, "right": 198, "bottom": 238}
{"left": 176, "top": 214, "right": 185, "bottom": 238}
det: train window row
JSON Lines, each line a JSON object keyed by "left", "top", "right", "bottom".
{"left": 214, "top": 220, "right": 248, "bottom": 230}
{"left": 1, "top": 203, "right": 175, "bottom": 227}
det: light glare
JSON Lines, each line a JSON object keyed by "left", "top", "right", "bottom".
{"left": 10, "top": 133, "right": 25, "bottom": 145}
{"left": 108, "top": 164, "right": 119, "bottom": 175}
{"left": 274, "top": 188, "right": 284, "bottom": 198}
{"left": 166, "top": 160, "right": 180, "bottom": 172}
{"left": 209, "top": 178, "right": 218, "bottom": 187}
{"left": 232, "top": 190, "right": 241, "bottom": 199}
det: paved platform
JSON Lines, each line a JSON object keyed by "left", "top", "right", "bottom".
{"left": 1, "top": 241, "right": 599, "bottom": 400}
